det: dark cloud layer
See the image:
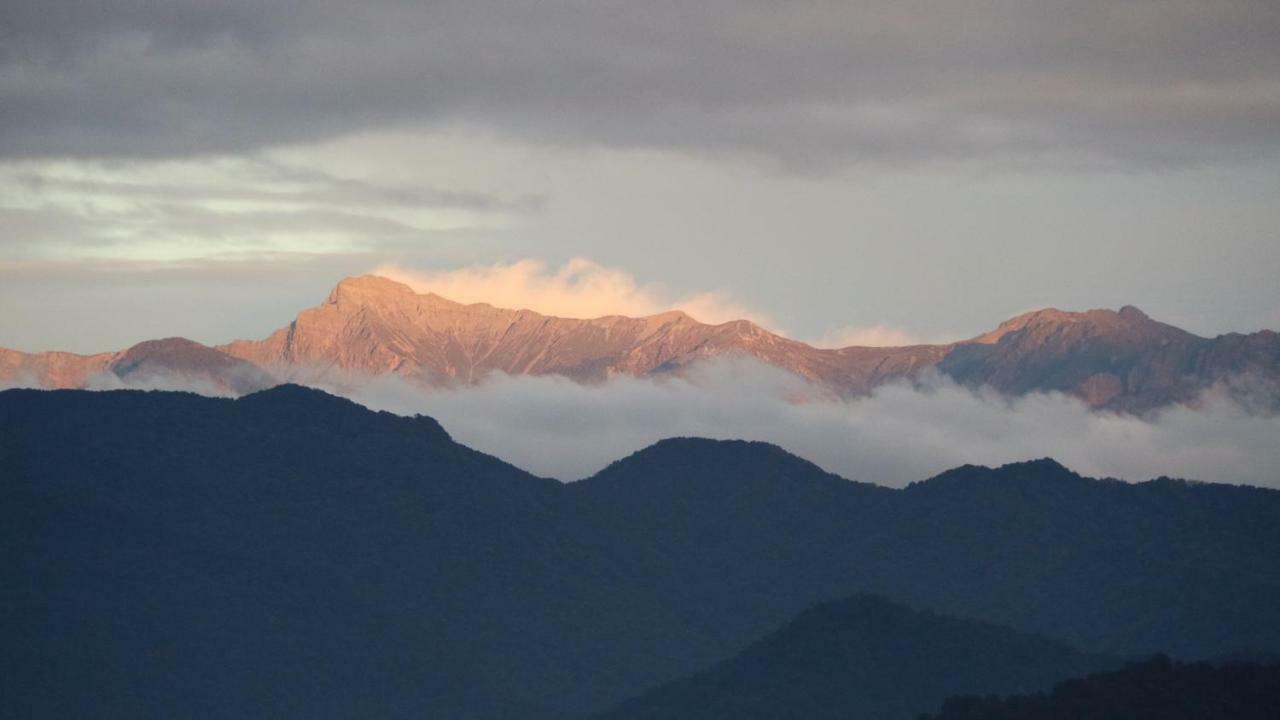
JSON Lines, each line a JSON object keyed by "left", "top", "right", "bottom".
{"left": 3, "top": 1, "right": 1278, "bottom": 167}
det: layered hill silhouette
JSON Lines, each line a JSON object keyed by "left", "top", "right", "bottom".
{"left": 3, "top": 275, "right": 1278, "bottom": 411}
{"left": 598, "top": 594, "right": 1115, "bottom": 720}
{"left": 921, "top": 655, "right": 1280, "bottom": 720}
{"left": 3, "top": 386, "right": 1280, "bottom": 718}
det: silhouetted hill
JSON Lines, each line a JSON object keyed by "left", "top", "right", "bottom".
{"left": 3, "top": 386, "right": 1280, "bottom": 718}
{"left": 0, "top": 386, "right": 681, "bottom": 718}
{"left": 598, "top": 594, "right": 1115, "bottom": 720}
{"left": 879, "top": 460, "right": 1280, "bottom": 656}
{"left": 921, "top": 655, "right": 1280, "bottom": 720}
{"left": 566, "top": 439, "right": 896, "bottom": 652}
{"left": 571, "top": 443, "right": 1280, "bottom": 662}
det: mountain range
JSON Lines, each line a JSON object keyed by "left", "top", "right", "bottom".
{"left": 3, "top": 275, "right": 1278, "bottom": 411}
{"left": 4, "top": 385, "right": 1278, "bottom": 718}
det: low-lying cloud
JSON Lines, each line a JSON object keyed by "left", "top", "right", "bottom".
{"left": 334, "top": 360, "right": 1280, "bottom": 488}
{"left": 9, "top": 358, "right": 1277, "bottom": 489}
{"left": 374, "top": 258, "right": 771, "bottom": 326}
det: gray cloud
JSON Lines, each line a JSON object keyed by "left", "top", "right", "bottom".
{"left": 9, "top": 163, "right": 539, "bottom": 213}
{"left": 0, "top": 156, "right": 536, "bottom": 261}
{"left": 3, "top": 1, "right": 1278, "bottom": 168}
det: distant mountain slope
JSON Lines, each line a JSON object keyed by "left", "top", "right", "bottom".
{"left": 598, "top": 594, "right": 1115, "bottom": 720}
{"left": 940, "top": 305, "right": 1280, "bottom": 410}
{"left": 215, "top": 275, "right": 944, "bottom": 390}
{"left": 3, "top": 386, "right": 1280, "bottom": 718}
{"left": 921, "top": 655, "right": 1280, "bottom": 720}
{"left": 0, "top": 337, "right": 273, "bottom": 394}
{"left": 0, "top": 346, "right": 113, "bottom": 387}
{"left": 3, "top": 274, "right": 1277, "bottom": 411}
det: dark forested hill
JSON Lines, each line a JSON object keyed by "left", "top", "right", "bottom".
{"left": 598, "top": 594, "right": 1116, "bottom": 720}
{"left": 921, "top": 655, "right": 1280, "bottom": 720}
{"left": 3, "top": 386, "right": 1279, "bottom": 718}
{"left": 569, "top": 445, "right": 1280, "bottom": 661}
{"left": 0, "top": 386, "right": 692, "bottom": 718}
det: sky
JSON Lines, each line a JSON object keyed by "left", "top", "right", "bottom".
{"left": 3, "top": 1, "right": 1280, "bottom": 354}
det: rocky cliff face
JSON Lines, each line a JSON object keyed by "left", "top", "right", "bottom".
{"left": 3, "top": 275, "right": 1277, "bottom": 411}
{"left": 940, "top": 306, "right": 1280, "bottom": 411}
{"left": 217, "top": 275, "right": 943, "bottom": 389}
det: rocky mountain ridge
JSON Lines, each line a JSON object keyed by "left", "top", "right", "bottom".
{"left": 3, "top": 275, "right": 1277, "bottom": 411}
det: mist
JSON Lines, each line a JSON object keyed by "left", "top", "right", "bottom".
{"left": 332, "top": 359, "right": 1280, "bottom": 488}
{"left": 7, "top": 357, "right": 1275, "bottom": 488}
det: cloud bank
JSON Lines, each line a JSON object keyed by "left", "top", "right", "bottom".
{"left": 4, "top": 1, "right": 1278, "bottom": 169}
{"left": 0, "top": 157, "right": 532, "bottom": 264}
{"left": 334, "top": 360, "right": 1280, "bottom": 489}
{"left": 374, "top": 258, "right": 770, "bottom": 326}
{"left": 9, "top": 358, "right": 1278, "bottom": 489}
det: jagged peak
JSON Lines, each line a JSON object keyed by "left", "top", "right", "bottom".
{"left": 970, "top": 308, "right": 1066, "bottom": 344}
{"left": 1117, "top": 304, "right": 1150, "bottom": 321}
{"left": 326, "top": 274, "right": 417, "bottom": 305}
{"left": 324, "top": 275, "right": 706, "bottom": 325}
{"left": 970, "top": 305, "right": 1163, "bottom": 344}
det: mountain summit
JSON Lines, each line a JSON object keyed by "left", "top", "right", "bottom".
{"left": 2, "top": 275, "right": 1277, "bottom": 411}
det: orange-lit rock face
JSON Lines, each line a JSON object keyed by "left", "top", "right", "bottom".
{"left": 0, "top": 348, "right": 113, "bottom": 389}
{"left": 1079, "top": 374, "right": 1124, "bottom": 407}
{"left": 216, "top": 275, "right": 944, "bottom": 389}
{"left": 3, "top": 275, "right": 1278, "bottom": 412}
{"left": 0, "top": 339, "right": 269, "bottom": 394}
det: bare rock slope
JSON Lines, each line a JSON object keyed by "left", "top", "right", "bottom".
{"left": 217, "top": 275, "right": 943, "bottom": 390}
{"left": 3, "top": 275, "right": 1277, "bottom": 411}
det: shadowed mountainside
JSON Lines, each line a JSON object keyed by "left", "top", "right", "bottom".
{"left": 3, "top": 275, "right": 1277, "bottom": 411}
{"left": 3, "top": 385, "right": 1280, "bottom": 718}
{"left": 597, "top": 594, "right": 1116, "bottom": 720}
{"left": 921, "top": 655, "right": 1280, "bottom": 720}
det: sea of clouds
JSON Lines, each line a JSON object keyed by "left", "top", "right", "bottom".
{"left": 330, "top": 359, "right": 1280, "bottom": 488}
{"left": 6, "top": 358, "right": 1277, "bottom": 488}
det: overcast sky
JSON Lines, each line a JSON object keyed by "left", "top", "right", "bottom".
{"left": 3, "top": 1, "right": 1279, "bottom": 353}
